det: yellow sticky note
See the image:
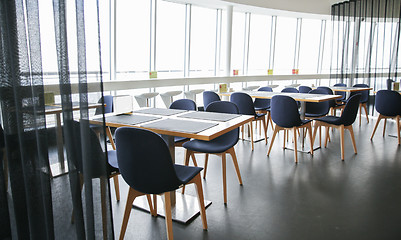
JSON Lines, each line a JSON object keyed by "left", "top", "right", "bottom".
{"left": 44, "top": 92, "right": 55, "bottom": 105}
{"left": 219, "top": 83, "right": 228, "bottom": 93}
{"left": 149, "top": 71, "right": 157, "bottom": 79}
{"left": 268, "top": 69, "right": 273, "bottom": 75}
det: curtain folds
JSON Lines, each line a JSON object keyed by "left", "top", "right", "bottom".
{"left": 330, "top": 0, "right": 401, "bottom": 90}
{"left": 0, "top": 0, "right": 113, "bottom": 239}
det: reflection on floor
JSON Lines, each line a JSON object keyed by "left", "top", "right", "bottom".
{"left": 52, "top": 116, "right": 401, "bottom": 240}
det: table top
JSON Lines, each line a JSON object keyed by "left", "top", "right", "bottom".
{"left": 90, "top": 108, "right": 253, "bottom": 141}
{"left": 329, "top": 86, "right": 372, "bottom": 92}
{"left": 219, "top": 91, "right": 342, "bottom": 103}
{"left": 45, "top": 102, "right": 102, "bottom": 114}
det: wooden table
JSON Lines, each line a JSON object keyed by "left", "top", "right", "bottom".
{"left": 90, "top": 108, "right": 253, "bottom": 223}
{"left": 46, "top": 103, "right": 102, "bottom": 176}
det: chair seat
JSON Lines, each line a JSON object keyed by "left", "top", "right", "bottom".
{"left": 174, "top": 164, "right": 203, "bottom": 184}
{"left": 305, "top": 112, "right": 326, "bottom": 118}
{"left": 183, "top": 136, "right": 236, "bottom": 154}
{"left": 254, "top": 106, "right": 270, "bottom": 111}
{"left": 255, "top": 112, "right": 266, "bottom": 119}
{"left": 175, "top": 136, "right": 189, "bottom": 143}
{"left": 315, "top": 115, "right": 343, "bottom": 126}
{"left": 107, "top": 150, "right": 119, "bottom": 174}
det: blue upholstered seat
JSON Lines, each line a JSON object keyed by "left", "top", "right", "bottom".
{"left": 350, "top": 83, "right": 370, "bottom": 125}
{"left": 333, "top": 83, "right": 347, "bottom": 102}
{"left": 267, "top": 95, "right": 314, "bottom": 163}
{"left": 182, "top": 101, "right": 243, "bottom": 204}
{"left": 305, "top": 89, "right": 330, "bottom": 118}
{"left": 115, "top": 127, "right": 207, "bottom": 239}
{"left": 370, "top": 90, "right": 401, "bottom": 144}
{"left": 253, "top": 86, "right": 273, "bottom": 111}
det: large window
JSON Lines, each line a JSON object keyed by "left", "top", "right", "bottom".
{"left": 116, "top": 0, "right": 150, "bottom": 80}
{"left": 189, "top": 6, "right": 217, "bottom": 77}
{"left": 156, "top": 1, "right": 186, "bottom": 78}
{"left": 274, "top": 16, "right": 297, "bottom": 75}
{"left": 247, "top": 14, "right": 271, "bottom": 75}
{"left": 298, "top": 19, "right": 321, "bottom": 74}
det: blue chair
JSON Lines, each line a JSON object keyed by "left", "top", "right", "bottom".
{"left": 169, "top": 99, "right": 197, "bottom": 146}
{"left": 305, "top": 89, "right": 330, "bottom": 118}
{"left": 230, "top": 92, "right": 268, "bottom": 150}
{"left": 115, "top": 127, "right": 207, "bottom": 239}
{"left": 299, "top": 86, "right": 312, "bottom": 93}
{"left": 203, "top": 91, "right": 221, "bottom": 110}
{"left": 281, "top": 87, "right": 299, "bottom": 93}
{"left": 370, "top": 90, "right": 401, "bottom": 145}
{"left": 350, "top": 84, "right": 370, "bottom": 125}
{"left": 317, "top": 86, "right": 345, "bottom": 116}
{"left": 311, "top": 94, "right": 361, "bottom": 160}
{"left": 333, "top": 83, "right": 347, "bottom": 102}
{"left": 268, "top": 95, "right": 313, "bottom": 163}
{"left": 71, "top": 121, "right": 120, "bottom": 201}
{"left": 182, "top": 101, "right": 243, "bottom": 204}
{"left": 253, "top": 86, "right": 274, "bottom": 131}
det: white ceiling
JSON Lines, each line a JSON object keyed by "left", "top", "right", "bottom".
{"left": 168, "top": 0, "right": 341, "bottom": 18}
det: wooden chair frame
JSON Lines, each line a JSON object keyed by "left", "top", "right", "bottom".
{"left": 267, "top": 122, "right": 314, "bottom": 163}
{"left": 371, "top": 114, "right": 401, "bottom": 145}
{"left": 241, "top": 115, "right": 268, "bottom": 150}
{"left": 119, "top": 173, "right": 207, "bottom": 240}
{"left": 182, "top": 148, "right": 242, "bottom": 204}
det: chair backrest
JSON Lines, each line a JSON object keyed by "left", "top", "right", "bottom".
{"left": 206, "top": 101, "right": 240, "bottom": 147}
{"left": 351, "top": 84, "right": 369, "bottom": 103}
{"left": 169, "top": 99, "right": 196, "bottom": 110}
{"left": 271, "top": 95, "right": 302, "bottom": 128}
{"left": 387, "top": 79, "right": 394, "bottom": 90}
{"left": 115, "top": 127, "right": 181, "bottom": 194}
{"left": 281, "top": 87, "right": 299, "bottom": 93}
{"left": 333, "top": 83, "right": 346, "bottom": 100}
{"left": 203, "top": 91, "right": 221, "bottom": 109}
{"left": 317, "top": 86, "right": 336, "bottom": 108}
{"left": 95, "top": 95, "right": 113, "bottom": 115}
{"left": 253, "top": 86, "right": 273, "bottom": 109}
{"left": 338, "top": 94, "right": 362, "bottom": 126}
{"left": 299, "top": 86, "right": 312, "bottom": 93}
{"left": 305, "top": 89, "right": 330, "bottom": 116}
{"left": 375, "top": 90, "right": 401, "bottom": 116}
{"left": 230, "top": 92, "right": 256, "bottom": 116}
{"left": 71, "top": 121, "right": 107, "bottom": 178}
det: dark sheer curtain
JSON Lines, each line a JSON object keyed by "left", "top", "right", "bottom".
{"left": 330, "top": 0, "right": 401, "bottom": 90}
{"left": 0, "top": 0, "right": 113, "bottom": 239}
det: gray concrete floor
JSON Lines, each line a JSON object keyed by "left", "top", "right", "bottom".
{"left": 51, "top": 115, "right": 401, "bottom": 239}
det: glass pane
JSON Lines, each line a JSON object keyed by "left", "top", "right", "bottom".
{"left": 298, "top": 19, "right": 321, "bottom": 74}
{"left": 274, "top": 16, "right": 297, "bottom": 75}
{"left": 156, "top": 1, "right": 185, "bottom": 78}
{"left": 248, "top": 13, "right": 271, "bottom": 75}
{"left": 231, "top": 12, "right": 246, "bottom": 75}
{"left": 116, "top": 0, "right": 150, "bottom": 80}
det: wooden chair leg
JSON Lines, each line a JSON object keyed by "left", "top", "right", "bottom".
{"left": 227, "top": 147, "right": 242, "bottom": 185}
{"left": 189, "top": 174, "right": 208, "bottom": 230}
{"left": 359, "top": 104, "right": 362, "bottom": 126}
{"left": 325, "top": 126, "right": 330, "bottom": 148}
{"left": 119, "top": 188, "right": 140, "bottom": 240}
{"left": 262, "top": 116, "right": 268, "bottom": 145}
{"left": 267, "top": 126, "right": 280, "bottom": 156}
{"left": 383, "top": 118, "right": 387, "bottom": 137}
{"left": 340, "top": 125, "right": 345, "bottom": 160}
{"left": 311, "top": 122, "right": 320, "bottom": 146}
{"left": 221, "top": 153, "right": 227, "bottom": 204}
{"left": 150, "top": 194, "right": 157, "bottom": 216}
{"left": 362, "top": 103, "right": 369, "bottom": 123}
{"left": 370, "top": 114, "right": 382, "bottom": 140}
{"left": 293, "top": 128, "right": 298, "bottom": 163}
{"left": 191, "top": 153, "right": 198, "bottom": 167}
{"left": 283, "top": 129, "right": 286, "bottom": 149}
{"left": 203, "top": 154, "right": 209, "bottom": 179}
{"left": 269, "top": 117, "right": 274, "bottom": 131}
{"left": 163, "top": 192, "right": 174, "bottom": 240}
{"left": 113, "top": 175, "right": 120, "bottom": 201}
{"left": 182, "top": 150, "right": 192, "bottom": 194}
{"left": 347, "top": 125, "right": 357, "bottom": 154}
